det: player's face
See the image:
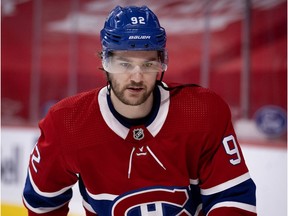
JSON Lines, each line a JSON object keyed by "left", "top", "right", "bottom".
{"left": 106, "top": 51, "right": 159, "bottom": 106}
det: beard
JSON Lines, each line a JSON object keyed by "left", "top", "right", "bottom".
{"left": 110, "top": 79, "right": 155, "bottom": 106}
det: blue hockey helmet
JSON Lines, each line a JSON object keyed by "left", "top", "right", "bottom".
{"left": 100, "top": 5, "right": 167, "bottom": 52}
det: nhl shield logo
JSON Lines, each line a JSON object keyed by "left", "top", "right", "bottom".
{"left": 133, "top": 128, "right": 144, "bottom": 140}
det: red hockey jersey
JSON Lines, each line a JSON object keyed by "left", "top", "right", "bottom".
{"left": 23, "top": 84, "right": 257, "bottom": 216}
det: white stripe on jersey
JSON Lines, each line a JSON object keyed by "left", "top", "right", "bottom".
{"left": 193, "top": 203, "right": 203, "bottom": 216}
{"left": 147, "top": 84, "right": 170, "bottom": 137}
{"left": 201, "top": 172, "right": 251, "bottom": 195}
{"left": 28, "top": 169, "right": 75, "bottom": 197}
{"left": 207, "top": 201, "right": 257, "bottom": 215}
{"left": 86, "top": 190, "right": 118, "bottom": 201}
{"left": 98, "top": 87, "right": 129, "bottom": 139}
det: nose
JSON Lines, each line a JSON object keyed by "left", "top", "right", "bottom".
{"left": 129, "top": 65, "right": 143, "bottom": 82}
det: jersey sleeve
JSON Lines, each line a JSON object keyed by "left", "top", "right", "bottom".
{"left": 22, "top": 110, "right": 79, "bottom": 215}
{"left": 197, "top": 94, "right": 257, "bottom": 215}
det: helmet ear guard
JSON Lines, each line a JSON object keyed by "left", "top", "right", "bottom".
{"left": 158, "top": 50, "right": 168, "bottom": 71}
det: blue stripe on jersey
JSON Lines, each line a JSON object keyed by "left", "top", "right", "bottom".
{"left": 78, "top": 176, "right": 113, "bottom": 215}
{"left": 23, "top": 174, "right": 73, "bottom": 208}
{"left": 201, "top": 178, "right": 256, "bottom": 214}
{"left": 78, "top": 175, "right": 91, "bottom": 204}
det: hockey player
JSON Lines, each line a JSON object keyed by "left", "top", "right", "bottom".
{"left": 22, "top": 5, "right": 257, "bottom": 216}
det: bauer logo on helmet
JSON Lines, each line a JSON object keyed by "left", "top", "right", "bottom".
{"left": 129, "top": 36, "right": 151, "bottom": 40}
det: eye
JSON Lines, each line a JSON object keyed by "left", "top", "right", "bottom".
{"left": 119, "top": 62, "right": 131, "bottom": 68}
{"left": 143, "top": 62, "right": 153, "bottom": 68}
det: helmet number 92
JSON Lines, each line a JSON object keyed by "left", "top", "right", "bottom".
{"left": 131, "top": 17, "right": 146, "bottom": 25}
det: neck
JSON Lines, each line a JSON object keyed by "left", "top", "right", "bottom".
{"left": 110, "top": 90, "right": 154, "bottom": 119}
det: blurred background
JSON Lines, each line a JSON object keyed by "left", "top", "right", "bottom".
{"left": 1, "top": 0, "right": 287, "bottom": 215}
